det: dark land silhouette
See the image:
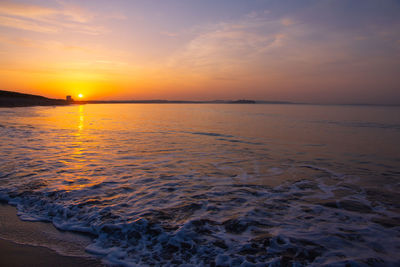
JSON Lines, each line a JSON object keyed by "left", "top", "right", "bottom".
{"left": 0, "top": 90, "right": 296, "bottom": 107}
{"left": 0, "top": 90, "right": 68, "bottom": 107}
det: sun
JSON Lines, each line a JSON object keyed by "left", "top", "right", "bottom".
{"left": 78, "top": 93, "right": 83, "bottom": 98}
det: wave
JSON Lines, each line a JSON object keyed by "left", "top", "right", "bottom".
{"left": 1, "top": 170, "right": 399, "bottom": 266}
{"left": 313, "top": 120, "right": 400, "bottom": 131}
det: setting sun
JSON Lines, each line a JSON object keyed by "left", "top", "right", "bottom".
{"left": 0, "top": 1, "right": 400, "bottom": 266}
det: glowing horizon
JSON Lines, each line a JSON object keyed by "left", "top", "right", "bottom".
{"left": 0, "top": 0, "right": 399, "bottom": 104}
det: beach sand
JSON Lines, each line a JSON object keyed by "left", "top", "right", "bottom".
{"left": 0, "top": 238, "right": 103, "bottom": 267}
{"left": 0, "top": 203, "right": 104, "bottom": 266}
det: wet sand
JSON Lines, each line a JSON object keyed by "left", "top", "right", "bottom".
{"left": 0, "top": 203, "right": 104, "bottom": 266}
{"left": 0, "top": 238, "right": 103, "bottom": 267}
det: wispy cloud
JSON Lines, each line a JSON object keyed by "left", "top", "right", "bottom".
{"left": 0, "top": 15, "right": 57, "bottom": 33}
{"left": 161, "top": 31, "right": 179, "bottom": 37}
{"left": 0, "top": 35, "right": 97, "bottom": 53}
{"left": 168, "top": 2, "right": 400, "bottom": 83}
{"left": 0, "top": 1, "right": 120, "bottom": 34}
{"left": 280, "top": 18, "right": 295, "bottom": 26}
{"left": 0, "top": 2, "right": 55, "bottom": 19}
{"left": 167, "top": 11, "right": 291, "bottom": 79}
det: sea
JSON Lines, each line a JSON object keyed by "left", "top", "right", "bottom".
{"left": 0, "top": 103, "right": 399, "bottom": 266}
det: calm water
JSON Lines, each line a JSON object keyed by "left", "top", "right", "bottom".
{"left": 0, "top": 104, "right": 399, "bottom": 266}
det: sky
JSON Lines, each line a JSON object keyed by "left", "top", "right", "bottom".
{"left": 0, "top": 0, "right": 399, "bottom": 104}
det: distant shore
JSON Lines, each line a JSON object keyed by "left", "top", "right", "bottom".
{"left": 0, "top": 90, "right": 69, "bottom": 107}
{"left": 4, "top": 89, "right": 397, "bottom": 107}
{"left": 74, "top": 99, "right": 267, "bottom": 105}
{"left": 1, "top": 90, "right": 295, "bottom": 108}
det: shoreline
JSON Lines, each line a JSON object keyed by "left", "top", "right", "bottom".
{"left": 0, "top": 203, "right": 104, "bottom": 266}
{"left": 0, "top": 238, "right": 103, "bottom": 267}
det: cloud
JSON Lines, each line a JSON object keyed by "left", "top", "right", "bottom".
{"left": 280, "top": 18, "right": 295, "bottom": 26}
{"left": 161, "top": 31, "right": 179, "bottom": 37}
{"left": 0, "top": 1, "right": 118, "bottom": 34}
{"left": 0, "top": 2, "right": 55, "bottom": 19}
{"left": 167, "top": 12, "right": 291, "bottom": 76}
{"left": 166, "top": 2, "right": 400, "bottom": 92}
{"left": 0, "top": 15, "right": 58, "bottom": 33}
{"left": 0, "top": 35, "right": 128, "bottom": 61}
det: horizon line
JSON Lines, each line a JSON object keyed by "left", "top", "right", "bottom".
{"left": 1, "top": 89, "right": 400, "bottom": 107}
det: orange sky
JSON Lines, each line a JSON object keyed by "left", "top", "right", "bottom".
{"left": 0, "top": 0, "right": 399, "bottom": 104}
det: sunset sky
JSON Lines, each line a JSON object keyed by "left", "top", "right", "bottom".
{"left": 0, "top": 0, "right": 399, "bottom": 104}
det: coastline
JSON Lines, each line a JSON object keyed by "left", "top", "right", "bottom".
{"left": 0, "top": 238, "right": 103, "bottom": 267}
{"left": 0, "top": 90, "right": 69, "bottom": 108}
{"left": 0, "top": 203, "right": 104, "bottom": 266}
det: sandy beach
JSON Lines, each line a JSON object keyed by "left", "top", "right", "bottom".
{"left": 0, "top": 203, "right": 104, "bottom": 266}
{"left": 0, "top": 238, "right": 103, "bottom": 267}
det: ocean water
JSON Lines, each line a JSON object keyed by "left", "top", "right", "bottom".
{"left": 0, "top": 104, "right": 399, "bottom": 266}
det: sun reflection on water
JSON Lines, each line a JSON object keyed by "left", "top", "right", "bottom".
{"left": 60, "top": 104, "right": 106, "bottom": 191}
{"left": 78, "top": 105, "right": 84, "bottom": 132}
